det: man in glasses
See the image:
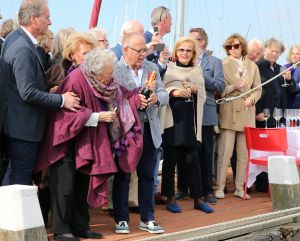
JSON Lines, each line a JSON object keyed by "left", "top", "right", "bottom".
{"left": 112, "top": 32, "right": 169, "bottom": 235}
{"left": 247, "top": 38, "right": 264, "bottom": 62}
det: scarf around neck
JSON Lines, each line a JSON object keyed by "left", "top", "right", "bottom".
{"left": 80, "top": 64, "right": 135, "bottom": 144}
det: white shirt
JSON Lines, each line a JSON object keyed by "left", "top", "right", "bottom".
{"left": 21, "top": 26, "right": 39, "bottom": 45}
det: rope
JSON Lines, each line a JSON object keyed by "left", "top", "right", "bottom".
{"left": 216, "top": 60, "right": 300, "bottom": 105}
{"left": 181, "top": 212, "right": 300, "bottom": 240}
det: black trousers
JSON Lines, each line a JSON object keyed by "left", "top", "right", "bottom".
{"left": 162, "top": 146, "right": 202, "bottom": 199}
{"left": 4, "top": 136, "right": 39, "bottom": 185}
{"left": 50, "top": 148, "right": 90, "bottom": 234}
{"left": 198, "top": 126, "right": 214, "bottom": 196}
{"left": 0, "top": 133, "right": 8, "bottom": 185}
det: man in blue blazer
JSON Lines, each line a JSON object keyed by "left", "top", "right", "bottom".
{"left": 185, "top": 27, "right": 225, "bottom": 204}
{"left": 0, "top": 0, "right": 80, "bottom": 186}
{"left": 113, "top": 32, "right": 169, "bottom": 234}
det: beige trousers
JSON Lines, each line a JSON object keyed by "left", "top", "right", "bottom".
{"left": 107, "top": 171, "right": 138, "bottom": 209}
{"left": 216, "top": 129, "right": 248, "bottom": 192}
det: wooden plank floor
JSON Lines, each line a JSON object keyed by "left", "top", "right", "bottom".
{"left": 47, "top": 169, "right": 272, "bottom": 240}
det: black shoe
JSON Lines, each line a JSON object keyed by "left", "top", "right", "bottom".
{"left": 54, "top": 234, "right": 80, "bottom": 241}
{"left": 74, "top": 230, "right": 103, "bottom": 239}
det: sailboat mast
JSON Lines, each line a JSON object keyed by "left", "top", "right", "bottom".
{"left": 178, "top": 0, "right": 185, "bottom": 38}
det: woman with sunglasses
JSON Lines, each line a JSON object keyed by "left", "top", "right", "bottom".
{"left": 215, "top": 33, "right": 262, "bottom": 200}
{"left": 159, "top": 37, "right": 213, "bottom": 214}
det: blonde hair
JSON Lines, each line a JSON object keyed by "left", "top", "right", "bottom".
{"left": 0, "top": 19, "right": 15, "bottom": 38}
{"left": 62, "top": 32, "right": 96, "bottom": 61}
{"left": 172, "top": 37, "right": 199, "bottom": 66}
{"left": 36, "top": 29, "right": 53, "bottom": 50}
{"left": 287, "top": 45, "right": 300, "bottom": 63}
{"left": 51, "top": 27, "right": 75, "bottom": 60}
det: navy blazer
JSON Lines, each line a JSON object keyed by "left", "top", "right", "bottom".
{"left": 200, "top": 53, "right": 225, "bottom": 126}
{"left": 0, "top": 28, "right": 62, "bottom": 142}
{"left": 110, "top": 43, "right": 123, "bottom": 61}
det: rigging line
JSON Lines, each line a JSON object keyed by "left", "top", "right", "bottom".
{"left": 275, "top": 0, "right": 283, "bottom": 41}
{"left": 254, "top": 0, "right": 263, "bottom": 40}
{"left": 124, "top": 0, "right": 128, "bottom": 21}
{"left": 284, "top": 0, "right": 296, "bottom": 44}
{"left": 216, "top": 61, "right": 300, "bottom": 104}
{"left": 134, "top": 0, "right": 138, "bottom": 19}
{"left": 204, "top": 0, "right": 215, "bottom": 51}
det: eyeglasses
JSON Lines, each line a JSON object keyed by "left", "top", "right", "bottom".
{"left": 177, "top": 48, "right": 193, "bottom": 54}
{"left": 127, "top": 46, "right": 150, "bottom": 55}
{"left": 98, "top": 39, "right": 108, "bottom": 43}
{"left": 159, "top": 6, "right": 167, "bottom": 22}
{"left": 225, "top": 44, "right": 242, "bottom": 50}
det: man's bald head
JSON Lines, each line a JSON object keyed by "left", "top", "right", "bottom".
{"left": 121, "top": 19, "right": 144, "bottom": 40}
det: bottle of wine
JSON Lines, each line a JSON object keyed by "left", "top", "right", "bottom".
{"left": 141, "top": 70, "right": 156, "bottom": 99}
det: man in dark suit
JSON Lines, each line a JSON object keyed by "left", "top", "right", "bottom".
{"left": 255, "top": 38, "right": 295, "bottom": 128}
{"left": 0, "top": 0, "right": 80, "bottom": 186}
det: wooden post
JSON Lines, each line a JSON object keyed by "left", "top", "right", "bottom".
{"left": 0, "top": 185, "right": 47, "bottom": 241}
{"left": 268, "top": 156, "right": 300, "bottom": 210}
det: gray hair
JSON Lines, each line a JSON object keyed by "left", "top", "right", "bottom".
{"left": 84, "top": 48, "right": 116, "bottom": 75}
{"left": 122, "top": 32, "right": 145, "bottom": 47}
{"left": 51, "top": 27, "right": 75, "bottom": 60}
{"left": 264, "top": 37, "right": 285, "bottom": 53}
{"left": 87, "top": 27, "right": 107, "bottom": 41}
{"left": 248, "top": 38, "right": 263, "bottom": 49}
{"left": 18, "top": 0, "right": 48, "bottom": 26}
{"left": 151, "top": 6, "right": 170, "bottom": 27}
{"left": 120, "top": 19, "right": 144, "bottom": 38}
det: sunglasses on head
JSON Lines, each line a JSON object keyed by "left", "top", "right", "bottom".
{"left": 225, "top": 44, "right": 241, "bottom": 50}
{"left": 159, "top": 6, "right": 167, "bottom": 22}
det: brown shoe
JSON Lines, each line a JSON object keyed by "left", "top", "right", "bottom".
{"left": 155, "top": 192, "right": 167, "bottom": 205}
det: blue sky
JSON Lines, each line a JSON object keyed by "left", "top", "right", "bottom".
{"left": 1, "top": 0, "right": 299, "bottom": 64}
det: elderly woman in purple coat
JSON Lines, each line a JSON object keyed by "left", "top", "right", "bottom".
{"left": 35, "top": 48, "right": 143, "bottom": 241}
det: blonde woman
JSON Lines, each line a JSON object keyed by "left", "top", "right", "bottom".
{"left": 160, "top": 37, "right": 213, "bottom": 213}
{"left": 215, "top": 33, "right": 261, "bottom": 200}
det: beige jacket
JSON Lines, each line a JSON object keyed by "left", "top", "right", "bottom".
{"left": 219, "top": 56, "right": 262, "bottom": 131}
{"left": 159, "top": 62, "right": 206, "bottom": 142}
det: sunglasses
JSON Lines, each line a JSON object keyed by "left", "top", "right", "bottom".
{"left": 225, "top": 44, "right": 242, "bottom": 50}
{"left": 177, "top": 48, "right": 193, "bottom": 54}
{"left": 127, "top": 46, "right": 150, "bottom": 55}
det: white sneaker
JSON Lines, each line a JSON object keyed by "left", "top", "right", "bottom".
{"left": 139, "top": 221, "right": 164, "bottom": 234}
{"left": 115, "top": 221, "right": 130, "bottom": 234}
{"left": 234, "top": 190, "right": 250, "bottom": 200}
{"left": 215, "top": 190, "right": 225, "bottom": 199}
